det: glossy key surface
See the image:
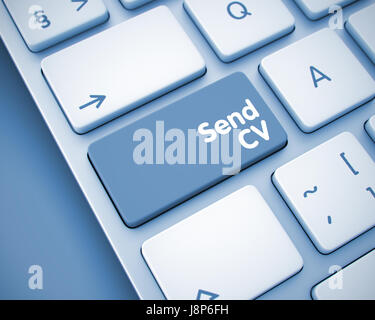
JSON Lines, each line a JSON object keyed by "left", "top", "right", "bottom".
{"left": 42, "top": 6, "right": 206, "bottom": 134}
{"left": 273, "top": 132, "right": 375, "bottom": 254}
{"left": 184, "top": 0, "right": 295, "bottom": 62}
{"left": 294, "top": 0, "right": 357, "bottom": 20}
{"left": 88, "top": 73, "right": 287, "bottom": 227}
{"left": 142, "top": 186, "right": 303, "bottom": 300}
{"left": 312, "top": 249, "right": 375, "bottom": 299}
{"left": 346, "top": 3, "right": 375, "bottom": 64}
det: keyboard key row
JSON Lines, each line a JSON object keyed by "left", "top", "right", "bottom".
{"left": 41, "top": 19, "right": 374, "bottom": 136}
{"left": 260, "top": 28, "right": 375, "bottom": 133}
{"left": 4, "top": 0, "right": 109, "bottom": 52}
{"left": 88, "top": 73, "right": 287, "bottom": 227}
{"left": 184, "top": 0, "right": 295, "bottom": 62}
{"left": 142, "top": 186, "right": 303, "bottom": 300}
{"left": 273, "top": 132, "right": 375, "bottom": 254}
{"left": 42, "top": 6, "right": 206, "bottom": 134}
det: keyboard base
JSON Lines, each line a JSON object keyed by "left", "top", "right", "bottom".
{"left": 1, "top": 0, "right": 374, "bottom": 299}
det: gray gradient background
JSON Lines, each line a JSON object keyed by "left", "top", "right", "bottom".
{"left": 0, "top": 39, "right": 138, "bottom": 299}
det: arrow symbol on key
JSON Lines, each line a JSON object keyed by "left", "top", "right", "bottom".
{"left": 196, "top": 289, "right": 219, "bottom": 300}
{"left": 71, "top": 0, "right": 88, "bottom": 12}
{"left": 79, "top": 95, "right": 106, "bottom": 110}
{"left": 366, "top": 187, "right": 375, "bottom": 199}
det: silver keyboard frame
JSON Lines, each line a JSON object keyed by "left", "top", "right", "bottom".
{"left": 1, "top": 0, "right": 374, "bottom": 299}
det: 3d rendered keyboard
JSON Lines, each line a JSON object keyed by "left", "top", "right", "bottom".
{"left": 0, "top": 0, "right": 374, "bottom": 299}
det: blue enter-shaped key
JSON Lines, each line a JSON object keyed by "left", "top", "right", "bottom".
{"left": 88, "top": 73, "right": 287, "bottom": 227}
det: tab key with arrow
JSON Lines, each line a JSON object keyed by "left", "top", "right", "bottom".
{"left": 79, "top": 95, "right": 106, "bottom": 110}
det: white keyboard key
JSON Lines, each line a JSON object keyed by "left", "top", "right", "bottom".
{"left": 142, "top": 186, "right": 303, "bottom": 300}
{"left": 120, "top": 0, "right": 154, "bottom": 10}
{"left": 4, "top": 0, "right": 108, "bottom": 52}
{"left": 346, "top": 4, "right": 375, "bottom": 64}
{"left": 41, "top": 6, "right": 206, "bottom": 134}
{"left": 365, "top": 115, "right": 375, "bottom": 142}
{"left": 273, "top": 132, "right": 375, "bottom": 254}
{"left": 312, "top": 249, "right": 375, "bottom": 300}
{"left": 260, "top": 29, "right": 375, "bottom": 133}
{"left": 294, "top": 0, "right": 357, "bottom": 20}
{"left": 184, "top": 0, "right": 295, "bottom": 62}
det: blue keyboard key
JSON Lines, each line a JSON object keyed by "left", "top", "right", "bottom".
{"left": 88, "top": 73, "right": 287, "bottom": 227}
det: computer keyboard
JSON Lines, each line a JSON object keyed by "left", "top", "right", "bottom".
{"left": 0, "top": 0, "right": 374, "bottom": 300}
